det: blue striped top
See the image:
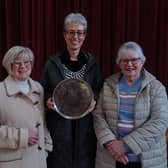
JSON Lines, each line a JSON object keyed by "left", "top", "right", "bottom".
{"left": 118, "top": 75, "right": 142, "bottom": 162}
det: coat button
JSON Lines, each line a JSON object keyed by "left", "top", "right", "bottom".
{"left": 38, "top": 146, "right": 42, "bottom": 150}
{"left": 36, "top": 122, "right": 41, "bottom": 128}
{"left": 33, "top": 101, "right": 39, "bottom": 105}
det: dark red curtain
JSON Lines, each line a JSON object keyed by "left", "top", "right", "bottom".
{"left": 0, "top": 0, "right": 168, "bottom": 88}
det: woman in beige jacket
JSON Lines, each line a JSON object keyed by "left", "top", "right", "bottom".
{"left": 0, "top": 46, "right": 52, "bottom": 168}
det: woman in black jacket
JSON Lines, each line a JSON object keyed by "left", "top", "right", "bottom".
{"left": 41, "top": 12, "right": 102, "bottom": 168}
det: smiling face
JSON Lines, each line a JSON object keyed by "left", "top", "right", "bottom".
{"left": 119, "top": 49, "right": 144, "bottom": 81}
{"left": 11, "top": 53, "right": 32, "bottom": 81}
{"left": 64, "top": 22, "right": 86, "bottom": 52}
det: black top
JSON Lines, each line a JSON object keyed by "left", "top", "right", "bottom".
{"left": 41, "top": 50, "right": 103, "bottom": 168}
{"left": 60, "top": 50, "right": 87, "bottom": 71}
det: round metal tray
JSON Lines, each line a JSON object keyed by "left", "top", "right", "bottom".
{"left": 53, "top": 78, "right": 93, "bottom": 119}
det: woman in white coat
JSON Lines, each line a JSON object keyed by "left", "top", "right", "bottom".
{"left": 0, "top": 46, "right": 52, "bottom": 168}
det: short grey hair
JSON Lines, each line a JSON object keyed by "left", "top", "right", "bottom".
{"left": 64, "top": 13, "right": 88, "bottom": 32}
{"left": 116, "top": 41, "right": 146, "bottom": 64}
{"left": 2, "top": 46, "right": 34, "bottom": 75}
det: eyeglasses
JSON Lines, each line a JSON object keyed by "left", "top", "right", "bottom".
{"left": 120, "top": 58, "right": 141, "bottom": 64}
{"left": 65, "top": 31, "right": 86, "bottom": 38}
{"left": 12, "top": 60, "right": 32, "bottom": 67}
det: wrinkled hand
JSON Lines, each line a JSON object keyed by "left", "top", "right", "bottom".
{"left": 117, "top": 155, "right": 128, "bottom": 165}
{"left": 28, "top": 129, "right": 39, "bottom": 146}
{"left": 106, "top": 140, "right": 128, "bottom": 165}
{"left": 47, "top": 97, "right": 55, "bottom": 111}
{"left": 87, "top": 99, "right": 96, "bottom": 113}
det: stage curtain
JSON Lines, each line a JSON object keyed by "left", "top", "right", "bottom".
{"left": 0, "top": 0, "right": 168, "bottom": 89}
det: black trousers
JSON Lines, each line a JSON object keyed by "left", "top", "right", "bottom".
{"left": 116, "top": 162, "right": 141, "bottom": 168}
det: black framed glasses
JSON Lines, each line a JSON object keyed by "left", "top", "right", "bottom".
{"left": 65, "top": 30, "right": 86, "bottom": 38}
{"left": 120, "top": 57, "right": 141, "bottom": 64}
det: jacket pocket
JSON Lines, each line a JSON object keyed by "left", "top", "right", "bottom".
{"left": 0, "top": 149, "right": 22, "bottom": 162}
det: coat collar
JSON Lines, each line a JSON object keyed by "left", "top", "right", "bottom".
{"left": 4, "top": 75, "right": 41, "bottom": 96}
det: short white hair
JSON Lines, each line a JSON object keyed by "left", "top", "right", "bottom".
{"left": 116, "top": 41, "right": 146, "bottom": 64}
{"left": 64, "top": 13, "right": 87, "bottom": 32}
